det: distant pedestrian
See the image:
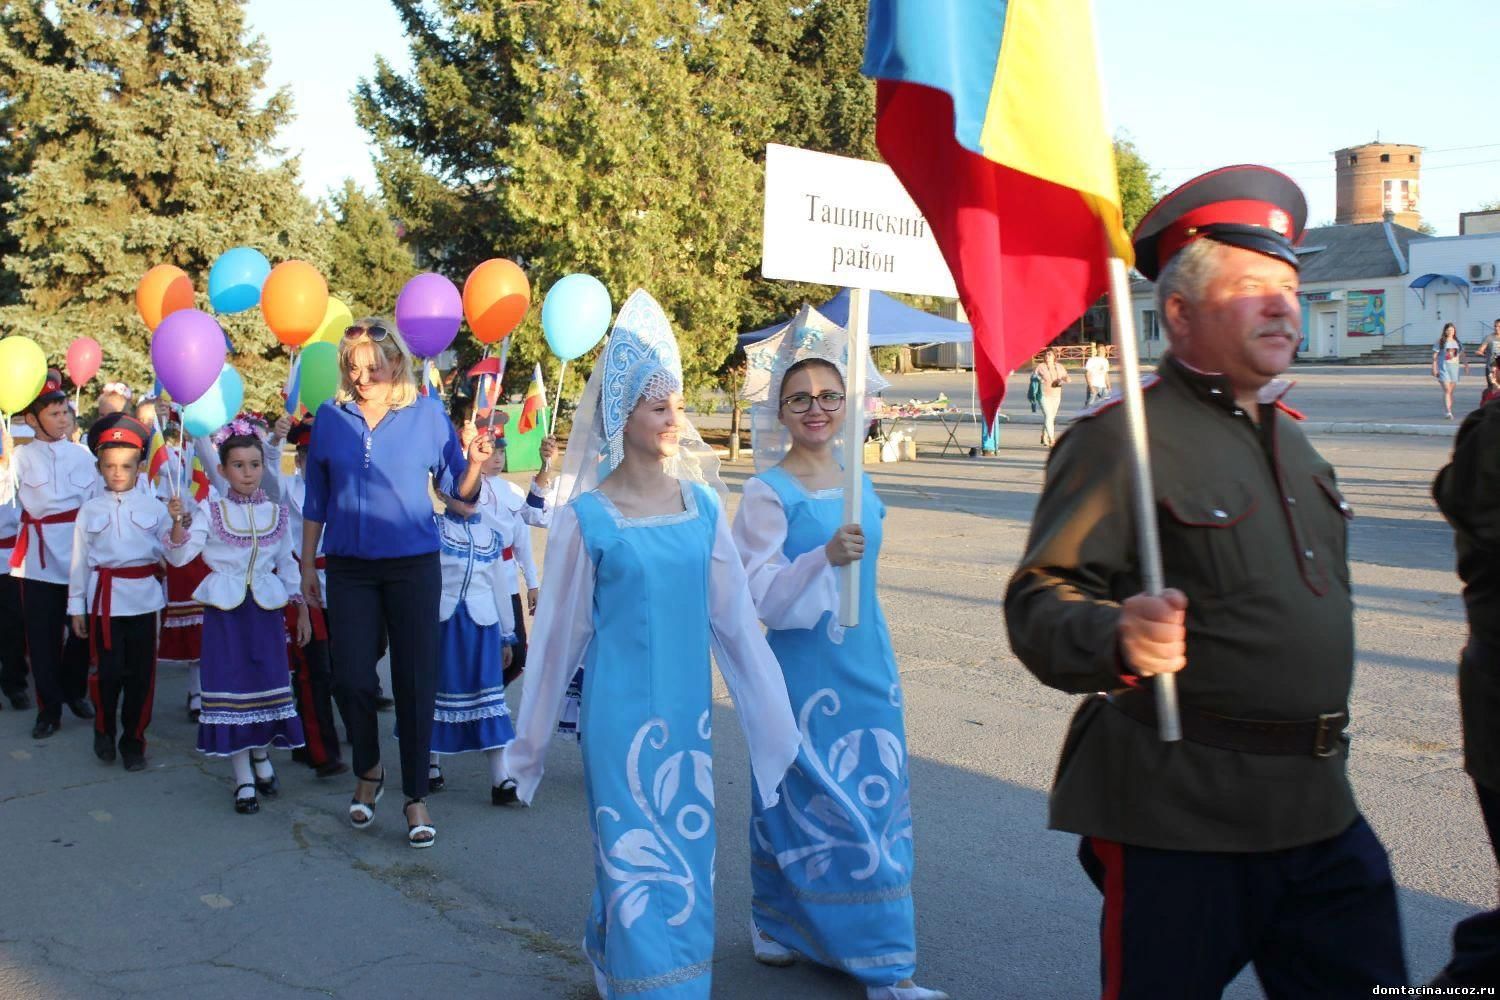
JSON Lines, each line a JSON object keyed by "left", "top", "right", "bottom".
{"left": 1084, "top": 343, "right": 1111, "bottom": 406}
{"left": 1476, "top": 318, "right": 1500, "bottom": 394}
{"left": 1487, "top": 358, "right": 1500, "bottom": 407}
{"left": 1033, "top": 348, "right": 1070, "bottom": 447}
{"left": 1434, "top": 322, "right": 1468, "bottom": 420}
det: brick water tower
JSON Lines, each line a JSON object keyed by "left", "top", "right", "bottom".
{"left": 1334, "top": 141, "right": 1422, "bottom": 228}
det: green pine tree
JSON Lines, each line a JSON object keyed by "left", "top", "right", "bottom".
{"left": 320, "top": 180, "right": 415, "bottom": 319}
{"left": 0, "top": 0, "right": 328, "bottom": 406}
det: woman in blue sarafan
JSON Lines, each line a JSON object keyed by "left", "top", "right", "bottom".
{"left": 732, "top": 306, "right": 948, "bottom": 1000}
{"left": 505, "top": 289, "right": 799, "bottom": 1000}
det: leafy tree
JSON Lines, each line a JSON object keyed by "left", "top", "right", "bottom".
{"left": 0, "top": 0, "right": 327, "bottom": 405}
{"left": 1113, "top": 134, "right": 1161, "bottom": 234}
{"left": 320, "top": 181, "right": 415, "bottom": 319}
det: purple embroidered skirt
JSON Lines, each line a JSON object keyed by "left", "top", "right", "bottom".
{"left": 197, "top": 600, "right": 305, "bottom": 757}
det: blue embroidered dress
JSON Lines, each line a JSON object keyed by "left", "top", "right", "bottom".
{"left": 731, "top": 466, "right": 918, "bottom": 987}
{"left": 506, "top": 481, "right": 798, "bottom": 1000}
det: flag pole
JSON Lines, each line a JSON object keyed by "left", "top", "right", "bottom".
{"left": 838, "top": 286, "right": 871, "bottom": 629}
{"left": 1106, "top": 256, "right": 1181, "bottom": 742}
{"left": 549, "top": 360, "right": 569, "bottom": 436}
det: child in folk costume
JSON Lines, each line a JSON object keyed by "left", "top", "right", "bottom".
{"left": 0, "top": 424, "right": 29, "bottom": 710}
{"left": 505, "top": 290, "right": 799, "bottom": 1000}
{"left": 165, "top": 418, "right": 309, "bottom": 814}
{"left": 413, "top": 478, "right": 518, "bottom": 806}
{"left": 67, "top": 414, "right": 171, "bottom": 771}
{"left": 733, "top": 310, "right": 946, "bottom": 1000}
{"left": 284, "top": 417, "right": 347, "bottom": 778}
{"left": 0, "top": 368, "right": 99, "bottom": 739}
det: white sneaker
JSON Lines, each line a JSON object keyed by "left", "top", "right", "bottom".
{"left": 750, "top": 919, "right": 797, "bottom": 967}
{"left": 866, "top": 984, "right": 950, "bottom": 1000}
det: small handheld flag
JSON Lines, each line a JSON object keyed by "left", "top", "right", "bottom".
{"left": 189, "top": 455, "right": 210, "bottom": 502}
{"left": 518, "top": 363, "right": 546, "bottom": 434}
{"left": 146, "top": 427, "right": 169, "bottom": 482}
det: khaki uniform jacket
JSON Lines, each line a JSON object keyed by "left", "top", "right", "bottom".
{"left": 1005, "top": 355, "right": 1359, "bottom": 852}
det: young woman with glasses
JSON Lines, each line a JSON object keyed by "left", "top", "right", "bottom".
{"left": 299, "top": 318, "right": 493, "bottom": 848}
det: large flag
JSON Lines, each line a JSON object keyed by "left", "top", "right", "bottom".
{"left": 146, "top": 427, "right": 169, "bottom": 483}
{"left": 517, "top": 363, "right": 546, "bottom": 434}
{"left": 862, "top": 0, "right": 1129, "bottom": 421}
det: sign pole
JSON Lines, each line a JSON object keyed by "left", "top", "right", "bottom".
{"left": 839, "top": 286, "right": 870, "bottom": 629}
{"left": 1107, "top": 256, "right": 1180, "bottom": 742}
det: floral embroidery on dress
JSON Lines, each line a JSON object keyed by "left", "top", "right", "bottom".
{"left": 208, "top": 499, "right": 287, "bottom": 548}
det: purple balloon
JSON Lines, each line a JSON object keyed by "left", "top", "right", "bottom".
{"left": 395, "top": 273, "right": 463, "bottom": 357}
{"left": 151, "top": 309, "right": 228, "bottom": 405}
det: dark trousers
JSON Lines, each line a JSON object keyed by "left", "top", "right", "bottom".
{"left": 89, "top": 613, "right": 158, "bottom": 755}
{"left": 504, "top": 592, "right": 528, "bottom": 687}
{"left": 290, "top": 607, "right": 343, "bottom": 767}
{"left": 326, "top": 553, "right": 440, "bottom": 801}
{"left": 20, "top": 579, "right": 89, "bottom": 721}
{"left": 0, "top": 574, "right": 28, "bottom": 698}
{"left": 1440, "top": 781, "right": 1500, "bottom": 985}
{"left": 1079, "top": 815, "right": 1407, "bottom": 999}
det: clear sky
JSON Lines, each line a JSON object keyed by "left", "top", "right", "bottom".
{"left": 245, "top": 0, "right": 1499, "bottom": 235}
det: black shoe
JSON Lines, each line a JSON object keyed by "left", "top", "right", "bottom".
{"left": 31, "top": 717, "right": 59, "bottom": 739}
{"left": 94, "top": 732, "right": 116, "bottom": 763}
{"left": 375, "top": 696, "right": 395, "bottom": 712}
{"left": 7, "top": 691, "right": 29, "bottom": 711}
{"left": 234, "top": 783, "right": 259, "bottom": 815}
{"left": 315, "top": 760, "right": 349, "bottom": 779}
{"left": 186, "top": 692, "right": 201, "bottom": 722}
{"left": 68, "top": 698, "right": 95, "bottom": 720}
{"left": 491, "top": 779, "right": 519, "bottom": 806}
{"left": 122, "top": 752, "right": 146, "bottom": 772}
{"left": 428, "top": 763, "right": 445, "bottom": 792}
{"left": 250, "top": 754, "right": 279, "bottom": 796}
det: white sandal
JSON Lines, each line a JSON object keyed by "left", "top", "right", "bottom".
{"left": 349, "top": 770, "right": 384, "bottom": 829}
{"left": 404, "top": 798, "right": 436, "bottom": 849}
{"left": 750, "top": 919, "right": 797, "bottom": 967}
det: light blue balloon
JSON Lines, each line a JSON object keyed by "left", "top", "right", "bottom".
{"left": 208, "top": 247, "right": 271, "bottom": 314}
{"left": 182, "top": 364, "right": 244, "bottom": 438}
{"left": 541, "top": 274, "right": 612, "bottom": 361}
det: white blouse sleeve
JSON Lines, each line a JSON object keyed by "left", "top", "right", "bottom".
{"left": 274, "top": 507, "right": 301, "bottom": 602}
{"left": 514, "top": 510, "right": 539, "bottom": 589}
{"left": 708, "top": 505, "right": 800, "bottom": 810}
{"left": 66, "top": 515, "right": 91, "bottom": 617}
{"left": 165, "top": 505, "right": 208, "bottom": 565}
{"left": 731, "top": 477, "right": 839, "bottom": 632}
{"left": 491, "top": 540, "right": 517, "bottom": 638}
{"left": 506, "top": 503, "right": 595, "bottom": 805}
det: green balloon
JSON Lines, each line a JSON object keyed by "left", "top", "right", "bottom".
{"left": 298, "top": 341, "right": 340, "bottom": 414}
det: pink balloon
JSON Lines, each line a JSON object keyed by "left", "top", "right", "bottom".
{"left": 66, "top": 337, "right": 102, "bottom": 385}
{"left": 151, "top": 309, "right": 229, "bottom": 405}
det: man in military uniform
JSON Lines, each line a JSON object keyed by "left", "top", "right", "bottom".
{"left": 1004, "top": 166, "right": 1407, "bottom": 997}
{"left": 1432, "top": 395, "right": 1500, "bottom": 986}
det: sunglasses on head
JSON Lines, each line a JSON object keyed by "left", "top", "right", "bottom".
{"left": 344, "top": 324, "right": 391, "bottom": 342}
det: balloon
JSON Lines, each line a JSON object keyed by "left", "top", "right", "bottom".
{"left": 208, "top": 247, "right": 272, "bottom": 314}
{"left": 135, "top": 264, "right": 196, "bottom": 332}
{"left": 66, "top": 337, "right": 103, "bottom": 386}
{"left": 298, "top": 342, "right": 340, "bottom": 414}
{"left": 181, "top": 365, "right": 244, "bottom": 438}
{"left": 395, "top": 273, "right": 463, "bottom": 357}
{"left": 310, "top": 296, "right": 355, "bottom": 347}
{"left": 541, "top": 274, "right": 612, "bottom": 361}
{"left": 151, "top": 309, "right": 228, "bottom": 405}
{"left": 260, "top": 260, "right": 329, "bottom": 347}
{"left": 463, "top": 259, "right": 530, "bottom": 345}
{"left": 0, "top": 336, "right": 48, "bottom": 414}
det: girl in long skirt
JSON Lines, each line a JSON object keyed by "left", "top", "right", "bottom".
{"left": 167, "top": 420, "right": 310, "bottom": 814}
{"left": 733, "top": 309, "right": 947, "bottom": 1000}
{"left": 506, "top": 290, "right": 798, "bottom": 1000}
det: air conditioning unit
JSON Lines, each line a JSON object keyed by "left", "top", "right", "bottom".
{"left": 1469, "top": 262, "right": 1497, "bottom": 283}
{"left": 1327, "top": 289, "right": 1344, "bottom": 301}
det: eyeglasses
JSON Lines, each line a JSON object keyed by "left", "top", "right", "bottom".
{"left": 344, "top": 324, "right": 390, "bottom": 342}
{"left": 780, "top": 391, "right": 846, "bottom": 414}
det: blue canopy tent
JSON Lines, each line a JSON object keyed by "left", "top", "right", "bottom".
{"left": 737, "top": 288, "right": 970, "bottom": 348}
{"left": 1409, "top": 273, "right": 1471, "bottom": 307}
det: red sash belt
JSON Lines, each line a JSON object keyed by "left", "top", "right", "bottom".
{"left": 0, "top": 534, "right": 15, "bottom": 550}
{"left": 292, "top": 553, "right": 328, "bottom": 570}
{"left": 503, "top": 546, "right": 515, "bottom": 561}
{"left": 90, "top": 562, "right": 164, "bottom": 660}
{"left": 10, "top": 508, "right": 79, "bottom": 570}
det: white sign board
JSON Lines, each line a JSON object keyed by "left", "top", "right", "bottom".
{"left": 761, "top": 143, "right": 958, "bottom": 298}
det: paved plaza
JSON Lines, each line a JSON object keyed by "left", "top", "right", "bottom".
{"left": 0, "top": 364, "right": 1488, "bottom": 999}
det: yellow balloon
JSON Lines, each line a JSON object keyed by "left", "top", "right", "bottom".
{"left": 310, "top": 296, "right": 355, "bottom": 347}
{"left": 0, "top": 336, "right": 48, "bottom": 415}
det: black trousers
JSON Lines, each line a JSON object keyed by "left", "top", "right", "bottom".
{"left": 290, "top": 607, "right": 343, "bottom": 767}
{"left": 0, "top": 573, "right": 28, "bottom": 698}
{"left": 89, "top": 613, "right": 157, "bottom": 755}
{"left": 1078, "top": 815, "right": 1408, "bottom": 998}
{"left": 1440, "top": 781, "right": 1500, "bottom": 985}
{"left": 504, "top": 592, "right": 528, "bottom": 687}
{"left": 326, "top": 553, "right": 440, "bottom": 801}
{"left": 20, "top": 579, "right": 89, "bottom": 721}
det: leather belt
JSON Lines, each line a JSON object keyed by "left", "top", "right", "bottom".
{"left": 11, "top": 508, "right": 79, "bottom": 570}
{"left": 1107, "top": 687, "right": 1349, "bottom": 758}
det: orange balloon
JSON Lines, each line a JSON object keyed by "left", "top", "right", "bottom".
{"left": 463, "top": 258, "right": 530, "bottom": 345}
{"left": 135, "top": 265, "right": 196, "bottom": 332}
{"left": 260, "top": 260, "right": 329, "bottom": 347}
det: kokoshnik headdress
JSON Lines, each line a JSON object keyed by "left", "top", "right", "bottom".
{"left": 746, "top": 304, "right": 889, "bottom": 473}
{"left": 554, "top": 288, "right": 724, "bottom": 503}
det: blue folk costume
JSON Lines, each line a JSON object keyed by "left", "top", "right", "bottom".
{"left": 735, "top": 306, "right": 938, "bottom": 998}
{"left": 506, "top": 290, "right": 798, "bottom": 1000}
